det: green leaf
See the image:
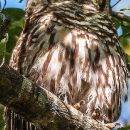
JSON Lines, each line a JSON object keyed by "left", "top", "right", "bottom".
{"left": 3, "top": 8, "right": 25, "bottom": 22}
{"left": 121, "top": 33, "right": 130, "bottom": 39}
{"left": 2, "top": 8, "right": 25, "bottom": 53}
{"left": 119, "top": 37, "right": 128, "bottom": 47}
{"left": 123, "top": 21, "right": 130, "bottom": 27}
{"left": 120, "top": 25, "right": 130, "bottom": 39}
{"left": 0, "top": 8, "right": 24, "bottom": 64}
{"left": 111, "top": 17, "right": 121, "bottom": 29}
{"left": 6, "top": 26, "right": 23, "bottom": 53}
{"left": 117, "top": 125, "right": 130, "bottom": 130}
{"left": 121, "top": 26, "right": 130, "bottom": 35}
{"left": 120, "top": 8, "right": 130, "bottom": 11}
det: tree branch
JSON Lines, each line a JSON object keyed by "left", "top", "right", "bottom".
{"left": 110, "top": 10, "right": 130, "bottom": 23}
{"left": 0, "top": 17, "right": 11, "bottom": 42}
{"left": 0, "top": 60, "right": 109, "bottom": 130}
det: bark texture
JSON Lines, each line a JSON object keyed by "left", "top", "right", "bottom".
{"left": 0, "top": 61, "right": 109, "bottom": 130}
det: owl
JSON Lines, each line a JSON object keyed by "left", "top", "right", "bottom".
{"left": 4, "top": 0, "right": 129, "bottom": 129}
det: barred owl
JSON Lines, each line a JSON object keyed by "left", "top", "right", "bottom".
{"left": 4, "top": 0, "right": 129, "bottom": 129}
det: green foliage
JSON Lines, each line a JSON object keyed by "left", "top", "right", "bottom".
{"left": 111, "top": 17, "right": 130, "bottom": 71}
{"left": 126, "top": 54, "right": 130, "bottom": 71}
{"left": 117, "top": 125, "right": 130, "bottom": 130}
{"left": 120, "top": 22, "right": 130, "bottom": 39}
{"left": 0, "top": 104, "right": 5, "bottom": 130}
{"left": 0, "top": 18, "right": 3, "bottom": 26}
{"left": 7, "top": 25, "right": 23, "bottom": 53}
{"left": 111, "top": 17, "right": 130, "bottom": 48}
{"left": 0, "top": 8, "right": 24, "bottom": 129}
{"left": 3, "top": 8, "right": 25, "bottom": 22}
{"left": 111, "top": 17, "right": 121, "bottom": 29}
{"left": 120, "top": 23, "right": 130, "bottom": 71}
{"left": 0, "top": 8, "right": 24, "bottom": 64}
{"left": 120, "top": 8, "right": 130, "bottom": 11}
{"left": 3, "top": 8, "right": 25, "bottom": 53}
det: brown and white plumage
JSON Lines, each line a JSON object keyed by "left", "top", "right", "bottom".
{"left": 5, "top": 0, "right": 129, "bottom": 129}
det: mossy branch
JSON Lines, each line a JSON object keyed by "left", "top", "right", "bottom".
{"left": 0, "top": 61, "right": 109, "bottom": 130}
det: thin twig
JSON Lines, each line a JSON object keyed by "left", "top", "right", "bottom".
{"left": 119, "top": 32, "right": 130, "bottom": 39}
{"left": 2, "top": 0, "right": 7, "bottom": 10}
{"left": 0, "top": 35, "right": 7, "bottom": 67}
{"left": 111, "top": 0, "right": 122, "bottom": 8}
{"left": 116, "top": 20, "right": 130, "bottom": 29}
{"left": 2, "top": 33, "right": 7, "bottom": 63}
{"left": 19, "top": 0, "right": 23, "bottom": 3}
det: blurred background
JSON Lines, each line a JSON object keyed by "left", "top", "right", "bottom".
{"left": 0, "top": 0, "right": 130, "bottom": 129}
{"left": 110, "top": 0, "right": 130, "bottom": 128}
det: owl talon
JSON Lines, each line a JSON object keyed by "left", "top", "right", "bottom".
{"left": 92, "top": 108, "right": 100, "bottom": 120}
{"left": 73, "top": 100, "right": 85, "bottom": 110}
{"left": 104, "top": 122, "right": 123, "bottom": 129}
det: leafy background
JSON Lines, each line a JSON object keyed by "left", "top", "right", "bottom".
{"left": 0, "top": 8, "right": 24, "bottom": 64}
{"left": 0, "top": 0, "right": 130, "bottom": 130}
{"left": 0, "top": 4, "right": 25, "bottom": 130}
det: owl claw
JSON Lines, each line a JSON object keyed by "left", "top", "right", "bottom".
{"left": 73, "top": 100, "right": 85, "bottom": 110}
{"left": 104, "top": 122, "right": 123, "bottom": 129}
{"left": 91, "top": 108, "right": 102, "bottom": 120}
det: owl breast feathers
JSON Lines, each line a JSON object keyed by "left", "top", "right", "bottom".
{"left": 10, "top": 0, "right": 128, "bottom": 123}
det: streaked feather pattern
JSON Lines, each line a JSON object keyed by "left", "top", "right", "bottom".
{"left": 6, "top": 0, "right": 129, "bottom": 129}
